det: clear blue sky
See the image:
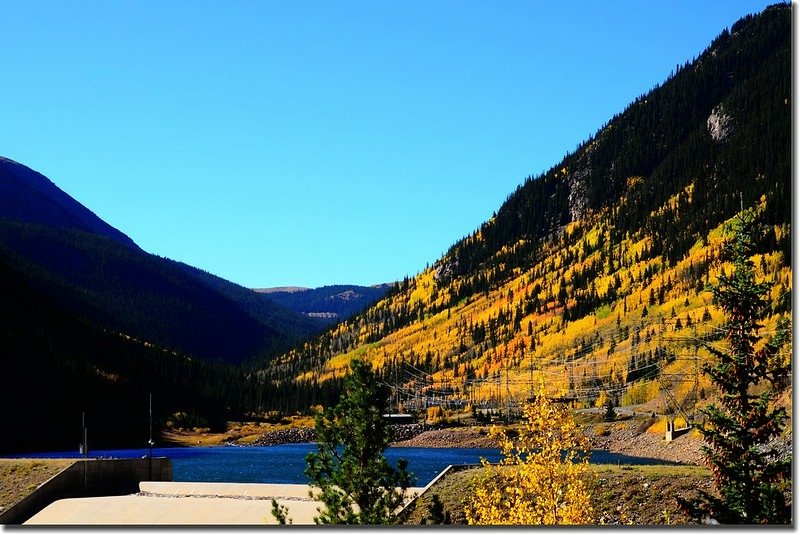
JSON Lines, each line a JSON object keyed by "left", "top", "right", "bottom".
{"left": 0, "top": 1, "right": 776, "bottom": 288}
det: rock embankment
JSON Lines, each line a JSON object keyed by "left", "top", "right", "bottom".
{"left": 238, "top": 420, "right": 789, "bottom": 470}
{"left": 247, "top": 428, "right": 316, "bottom": 446}
{"left": 587, "top": 424, "right": 703, "bottom": 465}
{"left": 392, "top": 427, "right": 497, "bottom": 448}
{"left": 390, "top": 424, "right": 426, "bottom": 442}
{"left": 245, "top": 424, "right": 431, "bottom": 447}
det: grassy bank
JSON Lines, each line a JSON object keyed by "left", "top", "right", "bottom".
{"left": 400, "top": 463, "right": 713, "bottom": 525}
{"left": 0, "top": 459, "right": 75, "bottom": 515}
{"left": 160, "top": 415, "right": 316, "bottom": 447}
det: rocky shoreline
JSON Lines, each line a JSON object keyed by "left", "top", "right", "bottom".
{"left": 392, "top": 427, "right": 497, "bottom": 449}
{"left": 586, "top": 424, "right": 704, "bottom": 465}
{"left": 240, "top": 423, "right": 433, "bottom": 448}
{"left": 232, "top": 420, "right": 792, "bottom": 470}
{"left": 244, "top": 428, "right": 316, "bottom": 447}
{"left": 392, "top": 423, "right": 706, "bottom": 465}
{"left": 236, "top": 421, "right": 714, "bottom": 466}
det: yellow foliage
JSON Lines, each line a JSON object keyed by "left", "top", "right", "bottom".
{"left": 465, "top": 384, "right": 594, "bottom": 525}
{"left": 426, "top": 406, "right": 444, "bottom": 424}
{"left": 621, "top": 381, "right": 658, "bottom": 406}
{"left": 409, "top": 270, "right": 436, "bottom": 308}
{"left": 646, "top": 415, "right": 689, "bottom": 434}
{"left": 286, "top": 198, "right": 789, "bottom": 416}
{"left": 626, "top": 176, "right": 644, "bottom": 190}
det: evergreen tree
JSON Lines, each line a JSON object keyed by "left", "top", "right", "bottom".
{"left": 421, "top": 494, "right": 452, "bottom": 525}
{"left": 683, "top": 212, "right": 791, "bottom": 524}
{"left": 304, "top": 359, "right": 414, "bottom": 524}
{"left": 603, "top": 393, "right": 617, "bottom": 422}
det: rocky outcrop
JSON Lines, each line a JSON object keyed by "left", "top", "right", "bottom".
{"left": 567, "top": 160, "right": 590, "bottom": 223}
{"left": 707, "top": 104, "right": 733, "bottom": 142}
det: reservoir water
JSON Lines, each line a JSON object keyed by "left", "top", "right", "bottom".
{"left": 9, "top": 444, "right": 676, "bottom": 486}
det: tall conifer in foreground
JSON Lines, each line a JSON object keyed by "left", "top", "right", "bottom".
{"left": 304, "top": 359, "right": 413, "bottom": 524}
{"left": 683, "top": 211, "right": 791, "bottom": 524}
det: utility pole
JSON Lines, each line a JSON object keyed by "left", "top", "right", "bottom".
{"left": 496, "top": 371, "right": 501, "bottom": 415}
{"left": 80, "top": 412, "right": 86, "bottom": 458}
{"left": 414, "top": 377, "right": 419, "bottom": 413}
{"left": 529, "top": 344, "right": 534, "bottom": 401}
{"left": 148, "top": 393, "right": 154, "bottom": 480}
{"left": 692, "top": 325, "right": 699, "bottom": 423}
{"left": 81, "top": 412, "right": 88, "bottom": 492}
{"left": 505, "top": 352, "right": 511, "bottom": 422}
{"left": 570, "top": 361, "right": 576, "bottom": 401}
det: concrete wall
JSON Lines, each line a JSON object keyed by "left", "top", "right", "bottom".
{"left": 664, "top": 419, "right": 691, "bottom": 442}
{"left": 400, "top": 464, "right": 479, "bottom": 517}
{"left": 0, "top": 457, "right": 171, "bottom": 525}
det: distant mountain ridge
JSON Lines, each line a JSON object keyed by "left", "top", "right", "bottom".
{"left": 256, "top": 286, "right": 309, "bottom": 294}
{"left": 256, "top": 284, "right": 393, "bottom": 322}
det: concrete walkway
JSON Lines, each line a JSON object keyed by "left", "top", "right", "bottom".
{"left": 25, "top": 482, "right": 424, "bottom": 525}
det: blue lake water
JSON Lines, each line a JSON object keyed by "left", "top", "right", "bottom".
{"left": 9, "top": 444, "right": 677, "bottom": 486}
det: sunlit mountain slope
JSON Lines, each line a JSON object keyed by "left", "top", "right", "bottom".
{"left": 265, "top": 4, "right": 791, "bottom": 415}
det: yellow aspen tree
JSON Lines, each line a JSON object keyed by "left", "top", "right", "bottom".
{"left": 465, "top": 384, "right": 594, "bottom": 525}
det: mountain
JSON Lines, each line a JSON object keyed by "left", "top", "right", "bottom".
{"left": 256, "top": 284, "right": 393, "bottom": 322}
{"left": 0, "top": 158, "right": 326, "bottom": 366}
{"left": 0, "top": 158, "right": 345, "bottom": 451}
{"left": 0, "top": 248, "right": 243, "bottom": 453}
{"left": 266, "top": 4, "right": 791, "bottom": 414}
{"left": 0, "top": 157, "right": 137, "bottom": 248}
{"left": 257, "top": 286, "right": 309, "bottom": 294}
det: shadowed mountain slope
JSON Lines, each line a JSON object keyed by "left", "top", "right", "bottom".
{"left": 0, "top": 158, "right": 325, "bottom": 365}
{"left": 0, "top": 249, "right": 243, "bottom": 453}
{"left": 0, "top": 157, "right": 136, "bottom": 248}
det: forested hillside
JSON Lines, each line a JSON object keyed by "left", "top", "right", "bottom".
{"left": 0, "top": 156, "right": 137, "bottom": 248}
{"left": 0, "top": 157, "right": 328, "bottom": 365}
{"left": 0, "top": 249, "right": 240, "bottom": 453}
{"left": 0, "top": 238, "right": 343, "bottom": 452}
{"left": 263, "top": 4, "right": 791, "bottom": 415}
{"left": 0, "top": 159, "right": 332, "bottom": 452}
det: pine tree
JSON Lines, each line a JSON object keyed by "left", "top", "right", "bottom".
{"left": 421, "top": 493, "right": 452, "bottom": 525}
{"left": 603, "top": 393, "right": 617, "bottom": 422}
{"left": 685, "top": 212, "right": 791, "bottom": 524}
{"left": 304, "top": 359, "right": 414, "bottom": 524}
